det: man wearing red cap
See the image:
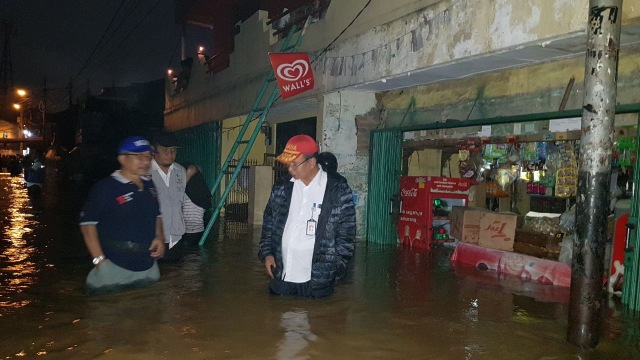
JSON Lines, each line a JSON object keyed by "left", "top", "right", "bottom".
{"left": 258, "top": 134, "right": 356, "bottom": 297}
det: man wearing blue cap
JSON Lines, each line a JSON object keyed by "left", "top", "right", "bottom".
{"left": 79, "top": 136, "right": 166, "bottom": 294}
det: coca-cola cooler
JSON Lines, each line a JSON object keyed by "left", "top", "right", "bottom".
{"left": 398, "top": 176, "right": 471, "bottom": 250}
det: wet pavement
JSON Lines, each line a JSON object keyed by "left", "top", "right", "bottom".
{"left": 0, "top": 172, "right": 639, "bottom": 359}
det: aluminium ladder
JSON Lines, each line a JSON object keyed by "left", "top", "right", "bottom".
{"left": 198, "top": 23, "right": 307, "bottom": 246}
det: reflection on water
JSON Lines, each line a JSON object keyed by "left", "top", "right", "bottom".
{"left": 277, "top": 310, "right": 317, "bottom": 360}
{"left": 0, "top": 175, "right": 38, "bottom": 312}
{"left": 0, "top": 174, "right": 638, "bottom": 359}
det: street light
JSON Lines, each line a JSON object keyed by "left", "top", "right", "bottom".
{"left": 13, "top": 88, "right": 30, "bottom": 155}
{"left": 12, "top": 104, "right": 25, "bottom": 154}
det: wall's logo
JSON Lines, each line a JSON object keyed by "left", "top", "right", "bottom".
{"left": 269, "top": 53, "right": 315, "bottom": 99}
{"left": 276, "top": 59, "right": 309, "bottom": 81}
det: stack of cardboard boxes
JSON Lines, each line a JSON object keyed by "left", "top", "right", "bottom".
{"left": 450, "top": 207, "right": 518, "bottom": 251}
{"left": 451, "top": 206, "right": 564, "bottom": 260}
{"left": 513, "top": 229, "right": 563, "bottom": 260}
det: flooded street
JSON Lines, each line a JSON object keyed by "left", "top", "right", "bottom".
{"left": 0, "top": 172, "right": 638, "bottom": 359}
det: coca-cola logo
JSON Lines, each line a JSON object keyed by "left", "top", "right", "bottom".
{"left": 402, "top": 188, "right": 418, "bottom": 197}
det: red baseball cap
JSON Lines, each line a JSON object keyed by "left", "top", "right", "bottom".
{"left": 276, "top": 135, "right": 319, "bottom": 164}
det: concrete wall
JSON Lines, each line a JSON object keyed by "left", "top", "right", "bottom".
{"left": 164, "top": 10, "right": 275, "bottom": 131}
{"left": 319, "top": 91, "right": 377, "bottom": 237}
{"left": 220, "top": 115, "right": 267, "bottom": 163}
{"left": 248, "top": 166, "right": 273, "bottom": 225}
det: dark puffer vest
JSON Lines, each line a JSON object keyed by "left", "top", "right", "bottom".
{"left": 258, "top": 171, "right": 356, "bottom": 295}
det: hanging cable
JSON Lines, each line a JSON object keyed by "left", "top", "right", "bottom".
{"left": 166, "top": 32, "right": 182, "bottom": 68}
{"left": 311, "top": 0, "right": 372, "bottom": 65}
{"left": 89, "top": 0, "right": 164, "bottom": 80}
{"left": 267, "top": 0, "right": 373, "bottom": 109}
{"left": 57, "top": 0, "right": 163, "bottom": 107}
{"left": 74, "top": 0, "right": 126, "bottom": 78}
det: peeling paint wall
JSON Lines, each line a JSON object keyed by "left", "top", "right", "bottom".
{"left": 379, "top": 46, "right": 640, "bottom": 127}
{"left": 164, "top": 0, "right": 640, "bottom": 131}
{"left": 320, "top": 0, "right": 605, "bottom": 90}
{"left": 320, "top": 91, "right": 377, "bottom": 237}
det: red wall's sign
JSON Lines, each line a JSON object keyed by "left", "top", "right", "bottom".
{"left": 269, "top": 53, "right": 314, "bottom": 99}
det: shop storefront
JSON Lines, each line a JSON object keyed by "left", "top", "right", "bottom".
{"left": 367, "top": 108, "right": 640, "bottom": 294}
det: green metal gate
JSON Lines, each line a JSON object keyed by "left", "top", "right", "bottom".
{"left": 174, "top": 121, "right": 221, "bottom": 191}
{"left": 367, "top": 129, "right": 402, "bottom": 246}
{"left": 622, "top": 114, "right": 640, "bottom": 311}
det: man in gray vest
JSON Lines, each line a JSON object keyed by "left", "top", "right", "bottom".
{"left": 150, "top": 132, "right": 186, "bottom": 261}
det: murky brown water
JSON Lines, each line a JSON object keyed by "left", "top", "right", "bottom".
{"left": 0, "top": 172, "right": 639, "bottom": 359}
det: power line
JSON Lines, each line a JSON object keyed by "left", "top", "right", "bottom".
{"left": 167, "top": 32, "right": 182, "bottom": 68}
{"left": 74, "top": 0, "right": 126, "bottom": 78}
{"left": 75, "top": 0, "right": 145, "bottom": 83}
{"left": 268, "top": 0, "right": 373, "bottom": 108}
{"left": 88, "top": 0, "right": 164, "bottom": 81}
{"left": 102, "top": 0, "right": 144, "bottom": 49}
{"left": 311, "top": 0, "right": 372, "bottom": 65}
{"left": 58, "top": 0, "right": 164, "bottom": 107}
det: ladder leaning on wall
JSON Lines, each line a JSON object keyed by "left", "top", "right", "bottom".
{"left": 198, "top": 22, "right": 307, "bottom": 246}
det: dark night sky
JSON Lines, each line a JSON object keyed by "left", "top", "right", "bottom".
{"left": 2, "top": 0, "right": 211, "bottom": 110}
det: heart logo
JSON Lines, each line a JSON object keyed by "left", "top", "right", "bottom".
{"left": 276, "top": 59, "right": 309, "bottom": 81}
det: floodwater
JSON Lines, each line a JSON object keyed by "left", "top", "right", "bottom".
{"left": 0, "top": 171, "right": 639, "bottom": 360}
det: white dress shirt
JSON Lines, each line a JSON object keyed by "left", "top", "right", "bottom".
{"left": 151, "top": 160, "right": 175, "bottom": 187}
{"left": 150, "top": 160, "right": 183, "bottom": 248}
{"left": 281, "top": 168, "right": 327, "bottom": 283}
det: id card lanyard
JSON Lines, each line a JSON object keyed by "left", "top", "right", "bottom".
{"left": 306, "top": 203, "right": 317, "bottom": 236}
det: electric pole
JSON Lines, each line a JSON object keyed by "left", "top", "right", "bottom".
{"left": 568, "top": 0, "right": 622, "bottom": 349}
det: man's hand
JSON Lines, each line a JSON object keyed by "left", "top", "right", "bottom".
{"left": 264, "top": 255, "right": 276, "bottom": 279}
{"left": 149, "top": 237, "right": 166, "bottom": 259}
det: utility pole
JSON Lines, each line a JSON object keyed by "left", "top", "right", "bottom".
{"left": 181, "top": 24, "right": 186, "bottom": 61}
{"left": 17, "top": 106, "right": 23, "bottom": 154}
{"left": 68, "top": 77, "right": 73, "bottom": 108}
{"left": 0, "top": 21, "right": 14, "bottom": 111}
{"left": 41, "top": 76, "right": 47, "bottom": 143}
{"left": 568, "top": 0, "right": 622, "bottom": 349}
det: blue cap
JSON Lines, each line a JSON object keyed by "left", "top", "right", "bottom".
{"left": 118, "top": 136, "right": 152, "bottom": 154}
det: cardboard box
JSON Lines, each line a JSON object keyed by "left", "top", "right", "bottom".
{"left": 498, "top": 197, "right": 511, "bottom": 213}
{"left": 467, "top": 184, "right": 487, "bottom": 208}
{"left": 478, "top": 212, "right": 518, "bottom": 251}
{"left": 515, "top": 182, "right": 530, "bottom": 215}
{"left": 450, "top": 207, "right": 489, "bottom": 245}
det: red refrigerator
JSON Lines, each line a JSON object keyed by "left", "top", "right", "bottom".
{"left": 398, "top": 176, "right": 471, "bottom": 250}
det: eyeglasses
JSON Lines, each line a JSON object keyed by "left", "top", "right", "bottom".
{"left": 124, "top": 153, "right": 152, "bottom": 161}
{"left": 156, "top": 146, "right": 178, "bottom": 155}
{"left": 287, "top": 156, "right": 311, "bottom": 169}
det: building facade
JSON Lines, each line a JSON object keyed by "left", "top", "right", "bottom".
{"left": 165, "top": 0, "right": 640, "bottom": 238}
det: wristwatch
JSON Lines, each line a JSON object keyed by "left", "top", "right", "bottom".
{"left": 92, "top": 255, "right": 105, "bottom": 265}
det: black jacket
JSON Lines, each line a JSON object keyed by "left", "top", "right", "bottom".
{"left": 185, "top": 170, "right": 212, "bottom": 210}
{"left": 258, "top": 170, "right": 356, "bottom": 295}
